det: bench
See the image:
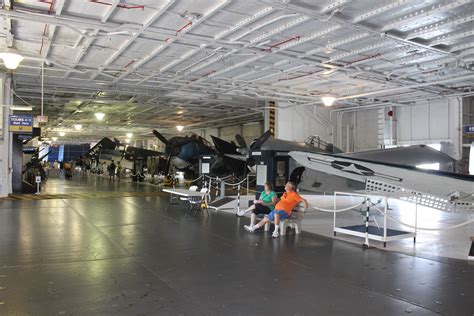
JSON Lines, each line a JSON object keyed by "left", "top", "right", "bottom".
{"left": 263, "top": 203, "right": 306, "bottom": 236}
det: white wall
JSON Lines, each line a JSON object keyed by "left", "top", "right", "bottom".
{"left": 276, "top": 103, "right": 332, "bottom": 142}
{"left": 331, "top": 109, "right": 381, "bottom": 152}
{"left": 397, "top": 97, "right": 462, "bottom": 159}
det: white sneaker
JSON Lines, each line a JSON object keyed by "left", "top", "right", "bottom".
{"left": 272, "top": 230, "right": 279, "bottom": 238}
{"left": 244, "top": 225, "right": 255, "bottom": 232}
{"left": 236, "top": 210, "right": 245, "bottom": 217}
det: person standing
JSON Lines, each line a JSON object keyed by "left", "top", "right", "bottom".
{"left": 108, "top": 160, "right": 116, "bottom": 181}
{"left": 116, "top": 161, "right": 122, "bottom": 181}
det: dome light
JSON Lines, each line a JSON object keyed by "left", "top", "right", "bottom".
{"left": 59, "top": 131, "right": 66, "bottom": 137}
{"left": 126, "top": 132, "right": 133, "bottom": 138}
{"left": 52, "top": 137, "right": 58, "bottom": 142}
{"left": 0, "top": 47, "right": 24, "bottom": 70}
{"left": 95, "top": 112, "right": 105, "bottom": 120}
{"left": 176, "top": 125, "right": 184, "bottom": 132}
{"left": 74, "top": 124, "right": 82, "bottom": 130}
{"left": 321, "top": 96, "right": 336, "bottom": 107}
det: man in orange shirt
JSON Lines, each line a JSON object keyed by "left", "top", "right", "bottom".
{"left": 245, "top": 181, "right": 308, "bottom": 238}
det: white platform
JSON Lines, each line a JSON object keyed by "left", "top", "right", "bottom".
{"left": 220, "top": 194, "right": 474, "bottom": 260}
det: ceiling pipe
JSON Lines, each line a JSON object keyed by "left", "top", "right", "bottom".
{"left": 338, "top": 74, "right": 474, "bottom": 100}
{"left": 89, "top": 0, "right": 144, "bottom": 10}
{"left": 261, "top": 35, "right": 300, "bottom": 52}
{"left": 258, "top": 0, "right": 457, "bottom": 58}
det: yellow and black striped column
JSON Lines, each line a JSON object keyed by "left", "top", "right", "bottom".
{"left": 268, "top": 101, "right": 276, "bottom": 136}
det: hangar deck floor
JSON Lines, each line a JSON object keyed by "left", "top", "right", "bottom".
{"left": 0, "top": 176, "right": 473, "bottom": 315}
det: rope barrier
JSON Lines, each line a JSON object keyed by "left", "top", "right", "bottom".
{"left": 369, "top": 204, "right": 474, "bottom": 231}
{"left": 222, "top": 177, "right": 249, "bottom": 187}
{"left": 204, "top": 174, "right": 233, "bottom": 181}
{"left": 190, "top": 174, "right": 204, "bottom": 183}
{"left": 312, "top": 201, "right": 365, "bottom": 213}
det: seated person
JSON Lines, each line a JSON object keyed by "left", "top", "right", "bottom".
{"left": 237, "top": 182, "right": 277, "bottom": 227}
{"left": 244, "top": 181, "right": 308, "bottom": 238}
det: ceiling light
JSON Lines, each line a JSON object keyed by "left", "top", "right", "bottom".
{"left": 95, "top": 112, "right": 105, "bottom": 120}
{"left": 177, "top": 111, "right": 184, "bottom": 115}
{"left": 126, "top": 132, "right": 133, "bottom": 138}
{"left": 176, "top": 125, "right": 184, "bottom": 132}
{"left": 321, "top": 96, "right": 336, "bottom": 107}
{"left": 52, "top": 137, "right": 58, "bottom": 142}
{"left": 125, "top": 138, "right": 131, "bottom": 144}
{"left": 0, "top": 47, "right": 24, "bottom": 70}
{"left": 74, "top": 124, "right": 82, "bottom": 130}
{"left": 59, "top": 131, "right": 66, "bottom": 137}
{"left": 10, "top": 106, "right": 33, "bottom": 111}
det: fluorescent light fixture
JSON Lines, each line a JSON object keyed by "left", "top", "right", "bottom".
{"left": 52, "top": 137, "right": 58, "bottom": 142}
{"left": 416, "top": 163, "right": 440, "bottom": 170}
{"left": 176, "top": 125, "right": 184, "bottom": 131}
{"left": 95, "top": 112, "right": 105, "bottom": 120}
{"left": 0, "top": 47, "right": 24, "bottom": 69}
{"left": 59, "top": 131, "right": 66, "bottom": 137}
{"left": 126, "top": 132, "right": 133, "bottom": 138}
{"left": 10, "top": 106, "right": 33, "bottom": 111}
{"left": 74, "top": 124, "right": 82, "bottom": 130}
{"left": 321, "top": 96, "right": 336, "bottom": 107}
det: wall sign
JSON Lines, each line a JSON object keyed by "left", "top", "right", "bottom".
{"left": 464, "top": 125, "right": 474, "bottom": 135}
{"left": 9, "top": 115, "right": 33, "bottom": 133}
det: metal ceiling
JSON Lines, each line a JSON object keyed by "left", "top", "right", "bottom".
{"left": 1, "top": 0, "right": 473, "bottom": 142}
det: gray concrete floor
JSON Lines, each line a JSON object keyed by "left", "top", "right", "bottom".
{"left": 233, "top": 194, "right": 474, "bottom": 261}
{"left": 0, "top": 175, "right": 473, "bottom": 315}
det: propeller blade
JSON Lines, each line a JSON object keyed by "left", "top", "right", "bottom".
{"left": 224, "top": 154, "right": 248, "bottom": 161}
{"left": 152, "top": 129, "right": 170, "bottom": 146}
{"left": 249, "top": 130, "right": 272, "bottom": 150}
{"left": 235, "top": 134, "right": 247, "bottom": 149}
{"left": 165, "top": 154, "right": 172, "bottom": 175}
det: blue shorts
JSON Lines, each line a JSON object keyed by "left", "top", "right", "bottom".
{"left": 266, "top": 210, "right": 289, "bottom": 221}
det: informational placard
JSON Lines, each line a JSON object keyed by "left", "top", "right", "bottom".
{"left": 35, "top": 176, "right": 41, "bottom": 183}
{"left": 37, "top": 115, "right": 48, "bottom": 123}
{"left": 464, "top": 125, "right": 474, "bottom": 135}
{"left": 9, "top": 115, "right": 33, "bottom": 133}
{"left": 256, "top": 164, "right": 267, "bottom": 186}
{"left": 201, "top": 162, "right": 210, "bottom": 174}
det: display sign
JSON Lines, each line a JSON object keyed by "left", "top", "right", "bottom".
{"left": 464, "top": 125, "right": 474, "bottom": 135}
{"left": 9, "top": 115, "right": 33, "bottom": 133}
{"left": 37, "top": 115, "right": 48, "bottom": 123}
{"left": 35, "top": 176, "right": 41, "bottom": 184}
{"left": 256, "top": 164, "right": 267, "bottom": 186}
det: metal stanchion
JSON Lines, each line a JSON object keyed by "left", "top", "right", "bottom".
{"left": 363, "top": 198, "right": 371, "bottom": 249}
{"left": 237, "top": 184, "right": 241, "bottom": 215}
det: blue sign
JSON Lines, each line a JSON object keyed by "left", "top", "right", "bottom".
{"left": 9, "top": 115, "right": 33, "bottom": 133}
{"left": 464, "top": 125, "right": 474, "bottom": 135}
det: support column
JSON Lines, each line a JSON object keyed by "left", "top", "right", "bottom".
{"left": 0, "top": 75, "right": 13, "bottom": 197}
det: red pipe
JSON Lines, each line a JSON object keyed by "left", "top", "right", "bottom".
{"left": 278, "top": 69, "right": 324, "bottom": 82}
{"left": 190, "top": 70, "right": 215, "bottom": 82}
{"left": 345, "top": 53, "right": 382, "bottom": 66}
{"left": 262, "top": 35, "right": 300, "bottom": 52}
{"left": 124, "top": 59, "right": 136, "bottom": 68}
{"left": 175, "top": 21, "right": 193, "bottom": 36}
{"left": 89, "top": 0, "right": 144, "bottom": 10}
{"left": 38, "top": 0, "right": 54, "bottom": 56}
